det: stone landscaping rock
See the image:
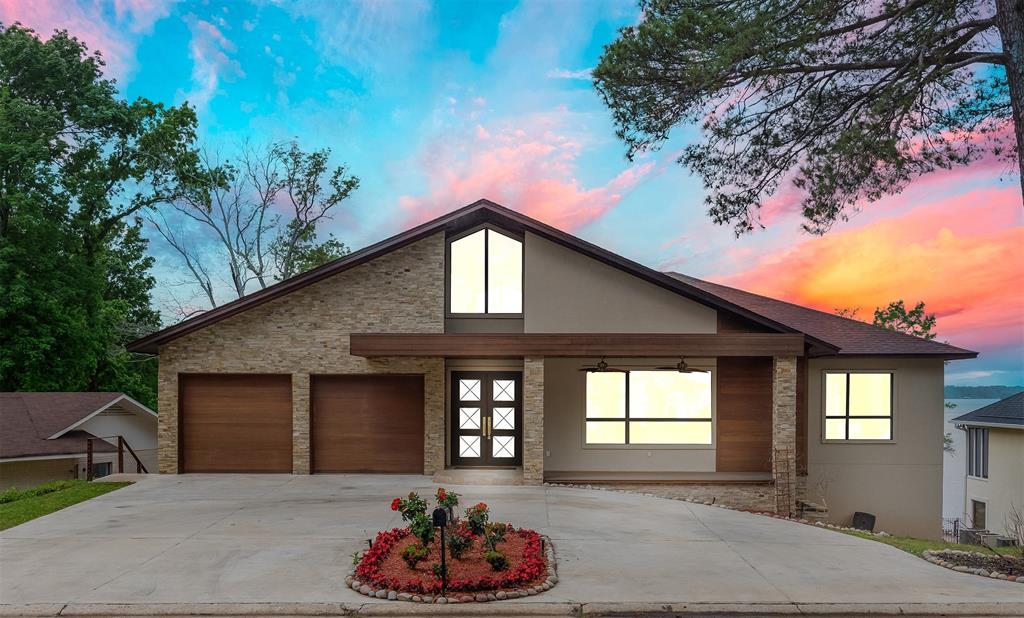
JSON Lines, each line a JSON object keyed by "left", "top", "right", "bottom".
{"left": 374, "top": 589, "right": 387, "bottom": 599}
{"left": 387, "top": 590, "right": 397, "bottom": 600}
{"left": 496, "top": 591, "right": 507, "bottom": 600}
{"left": 359, "top": 585, "right": 372, "bottom": 595}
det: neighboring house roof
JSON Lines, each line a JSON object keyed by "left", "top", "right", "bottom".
{"left": 952, "top": 392, "right": 1024, "bottom": 429}
{"left": 0, "top": 392, "right": 155, "bottom": 460}
{"left": 127, "top": 199, "right": 976, "bottom": 360}
{"left": 667, "top": 274, "right": 976, "bottom": 359}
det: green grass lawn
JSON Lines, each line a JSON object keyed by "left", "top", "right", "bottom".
{"left": 0, "top": 480, "right": 130, "bottom": 531}
{"left": 838, "top": 528, "right": 1023, "bottom": 558}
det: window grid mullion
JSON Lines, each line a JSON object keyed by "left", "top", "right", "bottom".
{"left": 624, "top": 372, "right": 630, "bottom": 445}
{"left": 483, "top": 229, "right": 489, "bottom": 314}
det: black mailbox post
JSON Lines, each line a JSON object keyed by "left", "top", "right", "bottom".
{"left": 432, "top": 507, "right": 448, "bottom": 594}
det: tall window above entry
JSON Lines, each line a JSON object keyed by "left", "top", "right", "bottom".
{"left": 449, "top": 228, "right": 523, "bottom": 314}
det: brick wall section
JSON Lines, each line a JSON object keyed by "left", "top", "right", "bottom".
{"left": 156, "top": 233, "right": 446, "bottom": 474}
{"left": 522, "top": 356, "right": 545, "bottom": 484}
{"left": 772, "top": 356, "right": 798, "bottom": 515}
{"left": 292, "top": 373, "right": 311, "bottom": 474}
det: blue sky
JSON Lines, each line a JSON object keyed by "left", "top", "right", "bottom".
{"left": 7, "top": 0, "right": 1023, "bottom": 386}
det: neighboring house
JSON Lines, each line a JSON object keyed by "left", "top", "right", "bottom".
{"left": 953, "top": 393, "right": 1024, "bottom": 538}
{"left": 0, "top": 393, "right": 158, "bottom": 489}
{"left": 128, "top": 200, "right": 975, "bottom": 538}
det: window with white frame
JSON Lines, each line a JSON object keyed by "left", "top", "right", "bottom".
{"left": 966, "top": 427, "right": 988, "bottom": 479}
{"left": 585, "top": 371, "right": 712, "bottom": 445}
{"left": 823, "top": 372, "right": 893, "bottom": 441}
{"left": 448, "top": 228, "right": 523, "bottom": 314}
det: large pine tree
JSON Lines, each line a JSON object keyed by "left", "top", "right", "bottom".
{"left": 594, "top": 0, "right": 1022, "bottom": 235}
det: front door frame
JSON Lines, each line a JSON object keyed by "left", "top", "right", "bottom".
{"left": 450, "top": 371, "right": 523, "bottom": 467}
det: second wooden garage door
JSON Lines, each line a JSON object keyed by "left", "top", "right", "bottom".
{"left": 179, "top": 374, "right": 293, "bottom": 473}
{"left": 312, "top": 375, "right": 424, "bottom": 473}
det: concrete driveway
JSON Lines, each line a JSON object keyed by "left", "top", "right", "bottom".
{"left": 2, "top": 474, "right": 1023, "bottom": 615}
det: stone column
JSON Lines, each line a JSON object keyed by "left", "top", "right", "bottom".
{"left": 772, "top": 356, "right": 798, "bottom": 515}
{"left": 156, "top": 367, "right": 178, "bottom": 474}
{"left": 522, "top": 356, "right": 545, "bottom": 485}
{"left": 422, "top": 358, "right": 446, "bottom": 475}
{"left": 292, "top": 372, "right": 311, "bottom": 474}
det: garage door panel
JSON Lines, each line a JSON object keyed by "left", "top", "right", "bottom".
{"left": 312, "top": 375, "right": 424, "bottom": 473}
{"left": 180, "top": 374, "right": 292, "bottom": 473}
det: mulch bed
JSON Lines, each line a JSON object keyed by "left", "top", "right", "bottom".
{"left": 354, "top": 525, "right": 550, "bottom": 597}
{"left": 924, "top": 549, "right": 1024, "bottom": 582}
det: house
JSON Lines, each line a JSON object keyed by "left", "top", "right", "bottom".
{"left": 953, "top": 392, "right": 1024, "bottom": 539}
{"left": 128, "top": 199, "right": 976, "bottom": 538}
{"left": 1, "top": 392, "right": 158, "bottom": 488}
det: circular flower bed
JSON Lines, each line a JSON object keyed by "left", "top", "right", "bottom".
{"left": 346, "top": 488, "right": 557, "bottom": 603}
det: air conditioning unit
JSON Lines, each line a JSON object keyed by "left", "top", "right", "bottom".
{"left": 958, "top": 528, "right": 986, "bottom": 545}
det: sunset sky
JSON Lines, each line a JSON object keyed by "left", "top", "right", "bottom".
{"left": 5, "top": 0, "right": 1022, "bottom": 386}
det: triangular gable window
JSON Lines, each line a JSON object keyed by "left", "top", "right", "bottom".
{"left": 448, "top": 228, "right": 522, "bottom": 314}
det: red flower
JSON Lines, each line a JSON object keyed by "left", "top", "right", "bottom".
{"left": 437, "top": 488, "right": 446, "bottom": 501}
{"left": 390, "top": 498, "right": 401, "bottom": 511}
{"left": 474, "top": 502, "right": 487, "bottom": 510}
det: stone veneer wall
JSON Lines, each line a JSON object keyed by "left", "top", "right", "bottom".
{"left": 522, "top": 357, "right": 545, "bottom": 485}
{"left": 772, "top": 356, "right": 798, "bottom": 515}
{"left": 156, "top": 233, "right": 447, "bottom": 475}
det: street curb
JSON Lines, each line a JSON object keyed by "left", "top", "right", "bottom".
{"left": 4, "top": 601, "right": 1024, "bottom": 617}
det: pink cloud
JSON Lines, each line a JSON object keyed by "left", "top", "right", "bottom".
{"left": 718, "top": 185, "right": 1024, "bottom": 352}
{"left": 399, "top": 111, "right": 655, "bottom": 231}
{"left": 0, "top": 0, "right": 173, "bottom": 81}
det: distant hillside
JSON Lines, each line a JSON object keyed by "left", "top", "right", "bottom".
{"left": 945, "top": 385, "right": 1024, "bottom": 399}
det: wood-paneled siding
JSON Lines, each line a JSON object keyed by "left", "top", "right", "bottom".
{"left": 716, "top": 357, "right": 773, "bottom": 472}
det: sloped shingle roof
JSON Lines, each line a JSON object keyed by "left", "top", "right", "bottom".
{"left": 0, "top": 393, "right": 122, "bottom": 459}
{"left": 952, "top": 392, "right": 1024, "bottom": 428}
{"left": 666, "top": 273, "right": 976, "bottom": 358}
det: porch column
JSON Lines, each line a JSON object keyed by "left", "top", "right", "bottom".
{"left": 772, "top": 356, "right": 797, "bottom": 515}
{"left": 292, "top": 372, "right": 311, "bottom": 474}
{"left": 522, "top": 356, "right": 545, "bottom": 485}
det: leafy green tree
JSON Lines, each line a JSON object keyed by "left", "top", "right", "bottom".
{"left": 873, "top": 299, "right": 937, "bottom": 339}
{"left": 834, "top": 299, "right": 937, "bottom": 339}
{"left": 594, "top": 0, "right": 1022, "bottom": 236}
{"left": 0, "top": 25, "right": 200, "bottom": 407}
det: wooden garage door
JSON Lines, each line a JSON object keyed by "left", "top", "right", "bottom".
{"left": 179, "top": 374, "right": 292, "bottom": 473}
{"left": 312, "top": 375, "right": 424, "bottom": 473}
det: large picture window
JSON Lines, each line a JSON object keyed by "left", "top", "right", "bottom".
{"left": 449, "top": 228, "right": 522, "bottom": 314}
{"left": 585, "top": 371, "right": 712, "bottom": 445}
{"left": 824, "top": 372, "right": 893, "bottom": 441}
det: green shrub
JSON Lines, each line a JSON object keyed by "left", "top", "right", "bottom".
{"left": 0, "top": 480, "right": 78, "bottom": 504}
{"left": 484, "top": 549, "right": 508, "bottom": 571}
{"left": 465, "top": 502, "right": 489, "bottom": 535}
{"left": 432, "top": 562, "right": 448, "bottom": 578}
{"left": 483, "top": 521, "right": 508, "bottom": 551}
{"left": 410, "top": 514, "right": 435, "bottom": 546}
{"left": 447, "top": 523, "right": 474, "bottom": 559}
{"left": 401, "top": 543, "right": 429, "bottom": 568}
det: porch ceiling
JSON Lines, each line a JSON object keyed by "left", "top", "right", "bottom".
{"left": 349, "top": 333, "right": 806, "bottom": 358}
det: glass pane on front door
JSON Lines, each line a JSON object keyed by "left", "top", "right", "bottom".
{"left": 493, "top": 379, "right": 515, "bottom": 401}
{"left": 459, "top": 379, "right": 481, "bottom": 401}
{"left": 493, "top": 407, "right": 515, "bottom": 430}
{"left": 459, "top": 435, "right": 481, "bottom": 458}
{"left": 459, "top": 407, "right": 480, "bottom": 430}
{"left": 492, "top": 435, "right": 515, "bottom": 458}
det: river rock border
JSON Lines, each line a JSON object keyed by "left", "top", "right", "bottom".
{"left": 345, "top": 534, "right": 558, "bottom": 603}
{"left": 922, "top": 549, "right": 1022, "bottom": 583}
